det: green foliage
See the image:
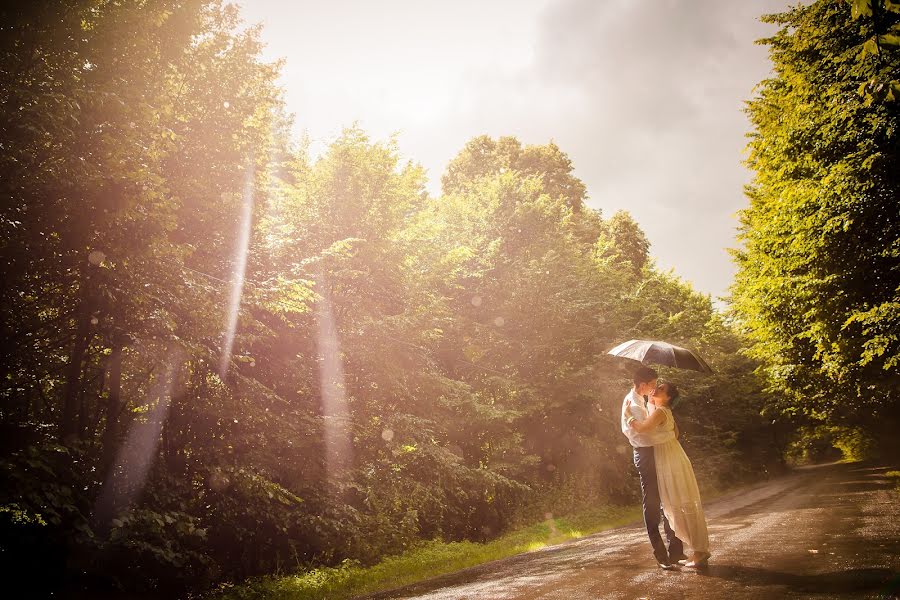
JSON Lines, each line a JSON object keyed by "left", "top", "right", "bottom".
{"left": 885, "top": 470, "right": 900, "bottom": 491}
{"left": 441, "top": 135, "right": 588, "bottom": 212}
{"left": 0, "top": 439, "right": 92, "bottom": 594}
{"left": 0, "top": 3, "right": 778, "bottom": 597}
{"left": 829, "top": 425, "right": 878, "bottom": 461}
{"left": 848, "top": 0, "right": 900, "bottom": 104}
{"left": 101, "top": 508, "right": 215, "bottom": 590}
{"left": 596, "top": 211, "right": 652, "bottom": 273}
{"left": 784, "top": 424, "right": 876, "bottom": 464}
{"left": 732, "top": 0, "right": 900, "bottom": 438}
{"left": 213, "top": 505, "right": 640, "bottom": 600}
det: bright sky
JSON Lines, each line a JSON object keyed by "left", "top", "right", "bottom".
{"left": 238, "top": 0, "right": 790, "bottom": 301}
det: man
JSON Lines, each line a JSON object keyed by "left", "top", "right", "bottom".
{"left": 621, "top": 366, "right": 686, "bottom": 569}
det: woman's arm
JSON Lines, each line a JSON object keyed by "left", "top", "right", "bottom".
{"left": 629, "top": 407, "right": 665, "bottom": 433}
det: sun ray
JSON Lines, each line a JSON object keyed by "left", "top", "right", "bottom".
{"left": 315, "top": 277, "right": 353, "bottom": 492}
{"left": 91, "top": 350, "right": 182, "bottom": 531}
{"left": 220, "top": 160, "right": 255, "bottom": 378}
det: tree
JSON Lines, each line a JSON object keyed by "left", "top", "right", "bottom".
{"left": 731, "top": 0, "right": 900, "bottom": 437}
{"left": 0, "top": 1, "right": 299, "bottom": 593}
{"left": 0, "top": 4, "right": 781, "bottom": 591}
{"left": 848, "top": 0, "right": 900, "bottom": 104}
{"left": 442, "top": 135, "right": 589, "bottom": 211}
{"left": 596, "top": 210, "right": 652, "bottom": 274}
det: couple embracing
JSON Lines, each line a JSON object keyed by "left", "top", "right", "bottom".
{"left": 621, "top": 366, "right": 711, "bottom": 570}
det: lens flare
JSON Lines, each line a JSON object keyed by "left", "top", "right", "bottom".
{"left": 315, "top": 279, "right": 352, "bottom": 490}
{"left": 220, "top": 161, "right": 255, "bottom": 377}
{"left": 92, "top": 350, "right": 181, "bottom": 531}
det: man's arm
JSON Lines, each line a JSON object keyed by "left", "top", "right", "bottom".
{"left": 622, "top": 396, "right": 637, "bottom": 425}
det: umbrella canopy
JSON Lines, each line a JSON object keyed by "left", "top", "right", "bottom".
{"left": 607, "top": 339, "right": 714, "bottom": 373}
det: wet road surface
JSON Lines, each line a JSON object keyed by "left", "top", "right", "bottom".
{"left": 362, "top": 462, "right": 900, "bottom": 600}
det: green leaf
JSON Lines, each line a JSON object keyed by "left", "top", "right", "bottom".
{"left": 851, "top": 0, "right": 873, "bottom": 19}
{"left": 878, "top": 33, "right": 900, "bottom": 47}
{"left": 860, "top": 37, "right": 880, "bottom": 58}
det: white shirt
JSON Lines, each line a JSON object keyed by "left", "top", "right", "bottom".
{"left": 621, "top": 389, "right": 676, "bottom": 448}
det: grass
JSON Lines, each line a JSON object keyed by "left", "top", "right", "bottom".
{"left": 208, "top": 468, "right": 783, "bottom": 600}
{"left": 211, "top": 504, "right": 642, "bottom": 600}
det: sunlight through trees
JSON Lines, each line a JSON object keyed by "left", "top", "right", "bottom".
{"left": 1, "top": 1, "right": 895, "bottom": 597}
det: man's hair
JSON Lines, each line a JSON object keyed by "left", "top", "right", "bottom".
{"left": 633, "top": 366, "right": 658, "bottom": 386}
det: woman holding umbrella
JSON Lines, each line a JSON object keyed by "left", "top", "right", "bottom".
{"left": 629, "top": 381, "right": 711, "bottom": 567}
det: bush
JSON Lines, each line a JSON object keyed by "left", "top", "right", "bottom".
{"left": 784, "top": 424, "right": 876, "bottom": 465}
{"left": 829, "top": 426, "right": 877, "bottom": 462}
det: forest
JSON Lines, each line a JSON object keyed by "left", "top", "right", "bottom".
{"left": 0, "top": 1, "right": 897, "bottom": 598}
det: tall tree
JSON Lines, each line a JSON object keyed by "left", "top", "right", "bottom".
{"left": 731, "top": 0, "right": 900, "bottom": 435}
{"left": 0, "top": 4, "right": 780, "bottom": 592}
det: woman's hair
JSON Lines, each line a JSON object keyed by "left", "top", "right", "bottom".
{"left": 633, "top": 366, "right": 658, "bottom": 387}
{"left": 658, "top": 382, "right": 681, "bottom": 407}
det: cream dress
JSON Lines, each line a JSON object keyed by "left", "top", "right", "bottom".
{"left": 653, "top": 406, "right": 710, "bottom": 554}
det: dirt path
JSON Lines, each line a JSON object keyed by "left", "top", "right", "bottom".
{"left": 362, "top": 462, "right": 900, "bottom": 599}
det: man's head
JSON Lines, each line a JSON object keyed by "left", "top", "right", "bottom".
{"left": 632, "top": 366, "right": 658, "bottom": 396}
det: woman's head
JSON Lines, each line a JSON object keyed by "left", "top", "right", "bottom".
{"left": 651, "top": 382, "right": 680, "bottom": 407}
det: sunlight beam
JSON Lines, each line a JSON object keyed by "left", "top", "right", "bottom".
{"left": 315, "top": 278, "right": 353, "bottom": 491}
{"left": 92, "top": 350, "right": 181, "bottom": 532}
{"left": 220, "top": 160, "right": 255, "bottom": 378}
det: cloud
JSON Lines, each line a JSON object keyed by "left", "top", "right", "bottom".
{"left": 242, "top": 0, "right": 792, "bottom": 299}
{"left": 440, "top": 0, "right": 788, "bottom": 298}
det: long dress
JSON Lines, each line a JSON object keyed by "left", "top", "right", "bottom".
{"left": 653, "top": 406, "right": 710, "bottom": 555}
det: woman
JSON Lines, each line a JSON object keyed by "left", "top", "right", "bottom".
{"left": 629, "top": 382, "right": 711, "bottom": 567}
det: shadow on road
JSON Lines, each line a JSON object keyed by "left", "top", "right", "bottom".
{"left": 713, "top": 463, "right": 898, "bottom": 521}
{"left": 698, "top": 564, "right": 900, "bottom": 597}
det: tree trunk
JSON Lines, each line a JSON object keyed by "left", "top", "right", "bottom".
{"left": 163, "top": 361, "right": 188, "bottom": 474}
{"left": 77, "top": 382, "right": 88, "bottom": 440}
{"left": 101, "top": 341, "right": 124, "bottom": 470}
{"left": 60, "top": 282, "right": 92, "bottom": 442}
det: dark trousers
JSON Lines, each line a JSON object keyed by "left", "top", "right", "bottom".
{"left": 634, "top": 446, "right": 684, "bottom": 563}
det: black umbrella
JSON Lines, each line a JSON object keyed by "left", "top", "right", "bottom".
{"left": 607, "top": 339, "right": 714, "bottom": 373}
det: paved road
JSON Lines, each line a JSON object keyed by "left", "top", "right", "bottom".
{"left": 364, "top": 462, "right": 900, "bottom": 600}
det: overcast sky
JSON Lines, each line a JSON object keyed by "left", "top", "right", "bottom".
{"left": 239, "top": 0, "right": 791, "bottom": 301}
